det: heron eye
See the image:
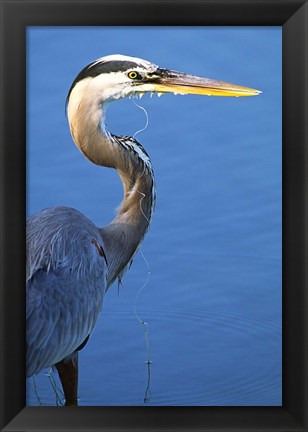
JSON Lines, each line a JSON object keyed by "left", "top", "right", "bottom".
{"left": 128, "top": 71, "right": 141, "bottom": 80}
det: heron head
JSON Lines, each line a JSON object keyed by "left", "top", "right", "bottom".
{"left": 67, "top": 54, "right": 261, "bottom": 108}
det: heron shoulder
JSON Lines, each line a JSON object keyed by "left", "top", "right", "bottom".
{"left": 26, "top": 206, "right": 107, "bottom": 284}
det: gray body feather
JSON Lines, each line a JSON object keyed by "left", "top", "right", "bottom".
{"left": 26, "top": 207, "right": 107, "bottom": 377}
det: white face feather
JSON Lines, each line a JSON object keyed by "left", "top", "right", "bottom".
{"left": 70, "top": 72, "right": 159, "bottom": 108}
{"left": 90, "top": 71, "right": 157, "bottom": 102}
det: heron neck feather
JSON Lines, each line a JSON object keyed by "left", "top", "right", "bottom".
{"left": 67, "top": 81, "right": 155, "bottom": 286}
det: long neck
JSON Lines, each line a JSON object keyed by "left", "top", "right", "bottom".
{"left": 67, "top": 84, "right": 155, "bottom": 287}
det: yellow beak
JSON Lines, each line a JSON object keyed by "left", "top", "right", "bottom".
{"left": 147, "top": 69, "right": 261, "bottom": 97}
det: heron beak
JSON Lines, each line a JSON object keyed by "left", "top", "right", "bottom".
{"left": 148, "top": 69, "right": 261, "bottom": 97}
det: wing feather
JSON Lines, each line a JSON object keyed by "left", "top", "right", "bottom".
{"left": 26, "top": 207, "right": 107, "bottom": 377}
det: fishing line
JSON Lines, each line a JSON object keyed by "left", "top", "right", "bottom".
{"left": 137, "top": 191, "right": 150, "bottom": 223}
{"left": 128, "top": 96, "right": 152, "bottom": 401}
{"left": 133, "top": 248, "right": 152, "bottom": 403}
{"left": 133, "top": 249, "right": 151, "bottom": 355}
{"left": 132, "top": 99, "right": 149, "bottom": 139}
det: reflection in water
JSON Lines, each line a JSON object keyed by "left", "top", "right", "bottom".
{"left": 31, "top": 377, "right": 43, "bottom": 406}
{"left": 144, "top": 361, "right": 152, "bottom": 404}
{"left": 47, "top": 373, "right": 64, "bottom": 406}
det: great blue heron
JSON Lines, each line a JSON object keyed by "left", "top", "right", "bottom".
{"left": 26, "top": 54, "right": 260, "bottom": 406}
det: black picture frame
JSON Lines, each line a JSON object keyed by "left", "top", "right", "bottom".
{"left": 0, "top": 1, "right": 307, "bottom": 431}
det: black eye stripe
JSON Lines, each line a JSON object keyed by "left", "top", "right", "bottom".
{"left": 67, "top": 61, "right": 147, "bottom": 102}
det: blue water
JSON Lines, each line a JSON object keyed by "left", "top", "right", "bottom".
{"left": 26, "top": 27, "right": 282, "bottom": 406}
